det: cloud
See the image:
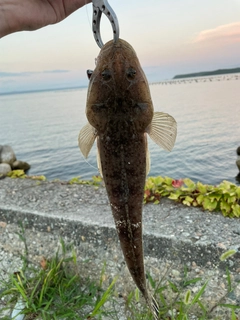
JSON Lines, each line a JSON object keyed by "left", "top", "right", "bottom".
{"left": 193, "top": 22, "right": 240, "bottom": 44}
{"left": 0, "top": 70, "right": 70, "bottom": 78}
{"left": 0, "top": 72, "right": 33, "bottom": 77}
{"left": 42, "top": 70, "right": 70, "bottom": 74}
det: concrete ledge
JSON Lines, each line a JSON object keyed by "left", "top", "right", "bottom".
{"left": 0, "top": 178, "right": 239, "bottom": 270}
{"left": 1, "top": 178, "right": 240, "bottom": 319}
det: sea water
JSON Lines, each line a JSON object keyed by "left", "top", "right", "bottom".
{"left": 0, "top": 75, "right": 239, "bottom": 185}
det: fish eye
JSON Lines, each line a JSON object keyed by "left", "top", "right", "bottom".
{"left": 87, "top": 69, "right": 93, "bottom": 79}
{"left": 127, "top": 67, "right": 136, "bottom": 80}
{"left": 101, "top": 69, "right": 111, "bottom": 81}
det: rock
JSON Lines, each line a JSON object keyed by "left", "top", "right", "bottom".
{"left": 0, "top": 145, "right": 16, "bottom": 165}
{"left": 0, "top": 163, "right": 12, "bottom": 176}
{"left": 0, "top": 221, "right": 7, "bottom": 228}
{"left": 12, "top": 160, "right": 30, "bottom": 171}
{"left": 236, "top": 159, "right": 240, "bottom": 171}
{"left": 236, "top": 147, "right": 240, "bottom": 172}
{"left": 171, "top": 269, "right": 180, "bottom": 277}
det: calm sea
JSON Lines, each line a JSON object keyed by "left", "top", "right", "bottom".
{"left": 0, "top": 75, "right": 240, "bottom": 185}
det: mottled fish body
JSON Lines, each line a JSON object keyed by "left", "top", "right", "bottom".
{"left": 79, "top": 39, "right": 177, "bottom": 318}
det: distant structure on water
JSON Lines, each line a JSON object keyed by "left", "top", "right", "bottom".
{"left": 149, "top": 73, "right": 240, "bottom": 86}
{"left": 173, "top": 67, "right": 240, "bottom": 79}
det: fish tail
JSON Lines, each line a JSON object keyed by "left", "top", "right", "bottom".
{"left": 146, "top": 293, "right": 159, "bottom": 319}
{"left": 151, "top": 295, "right": 159, "bottom": 320}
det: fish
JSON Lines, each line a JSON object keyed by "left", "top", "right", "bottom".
{"left": 78, "top": 38, "right": 177, "bottom": 319}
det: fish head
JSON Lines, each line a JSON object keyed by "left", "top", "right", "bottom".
{"left": 86, "top": 39, "right": 154, "bottom": 135}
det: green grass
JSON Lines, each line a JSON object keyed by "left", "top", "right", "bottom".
{"left": 0, "top": 239, "right": 118, "bottom": 319}
{"left": 2, "top": 174, "right": 240, "bottom": 318}
{"left": 0, "top": 231, "right": 239, "bottom": 320}
{"left": 124, "top": 263, "right": 240, "bottom": 320}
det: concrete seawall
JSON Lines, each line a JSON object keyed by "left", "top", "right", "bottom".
{"left": 1, "top": 177, "right": 239, "bottom": 268}
{"left": 0, "top": 177, "right": 240, "bottom": 318}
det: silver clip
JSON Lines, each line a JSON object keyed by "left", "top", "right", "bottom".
{"left": 92, "top": 0, "right": 120, "bottom": 48}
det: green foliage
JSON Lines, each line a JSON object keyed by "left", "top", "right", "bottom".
{"left": 6, "top": 170, "right": 240, "bottom": 218}
{"left": 125, "top": 266, "right": 240, "bottom": 320}
{"left": 69, "top": 175, "right": 102, "bottom": 188}
{"left": 7, "top": 169, "right": 46, "bottom": 181}
{"left": 183, "top": 289, "right": 191, "bottom": 305}
{"left": 7, "top": 169, "right": 26, "bottom": 178}
{"left": 0, "top": 237, "right": 117, "bottom": 319}
{"left": 144, "top": 176, "right": 240, "bottom": 218}
{"left": 1, "top": 231, "right": 239, "bottom": 319}
{"left": 220, "top": 250, "right": 237, "bottom": 262}
{"left": 30, "top": 174, "right": 47, "bottom": 181}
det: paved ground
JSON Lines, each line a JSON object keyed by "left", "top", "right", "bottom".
{"left": 0, "top": 177, "right": 240, "bottom": 319}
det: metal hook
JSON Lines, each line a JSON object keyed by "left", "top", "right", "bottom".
{"left": 92, "top": 0, "right": 119, "bottom": 48}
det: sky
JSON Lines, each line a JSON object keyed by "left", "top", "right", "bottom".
{"left": 1, "top": 0, "right": 240, "bottom": 94}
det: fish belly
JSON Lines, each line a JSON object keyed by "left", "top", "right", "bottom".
{"left": 99, "top": 135, "right": 148, "bottom": 296}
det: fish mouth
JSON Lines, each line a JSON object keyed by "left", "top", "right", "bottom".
{"left": 91, "top": 99, "right": 148, "bottom": 112}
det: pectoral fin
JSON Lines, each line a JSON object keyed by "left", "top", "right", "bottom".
{"left": 78, "top": 123, "right": 97, "bottom": 158}
{"left": 146, "top": 112, "right": 177, "bottom": 151}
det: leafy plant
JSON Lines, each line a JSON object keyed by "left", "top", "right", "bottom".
{"left": 144, "top": 176, "right": 240, "bottom": 218}
{"left": 69, "top": 175, "right": 102, "bottom": 187}
{"left": 7, "top": 169, "right": 26, "bottom": 179}
{"left": 6, "top": 171, "right": 240, "bottom": 217}
{"left": 7, "top": 169, "right": 46, "bottom": 181}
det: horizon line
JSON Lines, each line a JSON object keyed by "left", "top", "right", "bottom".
{"left": 0, "top": 85, "right": 88, "bottom": 96}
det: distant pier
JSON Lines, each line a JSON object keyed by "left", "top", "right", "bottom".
{"left": 150, "top": 73, "right": 240, "bottom": 86}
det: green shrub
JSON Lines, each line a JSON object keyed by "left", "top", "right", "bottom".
{"left": 144, "top": 177, "right": 240, "bottom": 218}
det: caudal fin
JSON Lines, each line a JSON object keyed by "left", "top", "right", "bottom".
{"left": 151, "top": 295, "right": 159, "bottom": 320}
{"left": 146, "top": 294, "right": 159, "bottom": 320}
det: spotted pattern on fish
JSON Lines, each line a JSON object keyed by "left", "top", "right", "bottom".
{"left": 78, "top": 39, "right": 177, "bottom": 319}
